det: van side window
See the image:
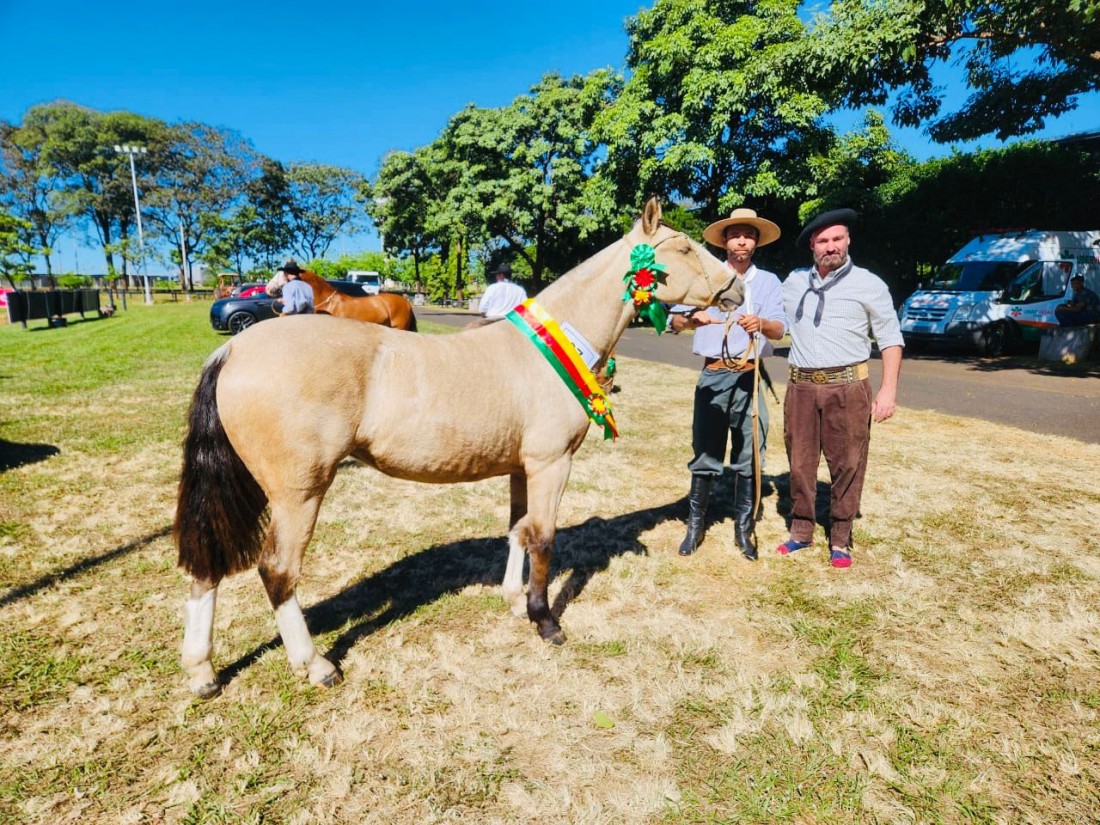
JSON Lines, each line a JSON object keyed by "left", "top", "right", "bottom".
{"left": 1004, "top": 261, "right": 1072, "bottom": 303}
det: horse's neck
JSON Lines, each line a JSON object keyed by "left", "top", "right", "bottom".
{"left": 534, "top": 239, "right": 635, "bottom": 359}
{"left": 303, "top": 273, "right": 334, "bottom": 297}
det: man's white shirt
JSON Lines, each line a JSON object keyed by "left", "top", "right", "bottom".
{"left": 480, "top": 279, "right": 528, "bottom": 318}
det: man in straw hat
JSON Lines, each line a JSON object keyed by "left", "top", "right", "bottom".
{"left": 777, "top": 208, "right": 904, "bottom": 569}
{"left": 669, "top": 208, "right": 787, "bottom": 560}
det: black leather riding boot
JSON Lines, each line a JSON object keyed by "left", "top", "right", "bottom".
{"left": 678, "top": 475, "right": 712, "bottom": 556}
{"left": 732, "top": 473, "right": 758, "bottom": 561}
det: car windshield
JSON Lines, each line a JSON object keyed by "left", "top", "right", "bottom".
{"left": 927, "top": 261, "right": 1029, "bottom": 292}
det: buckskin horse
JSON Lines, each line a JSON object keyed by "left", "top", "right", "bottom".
{"left": 266, "top": 269, "right": 417, "bottom": 331}
{"left": 174, "top": 198, "right": 741, "bottom": 698}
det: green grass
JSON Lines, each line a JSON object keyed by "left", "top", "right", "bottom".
{"left": 2, "top": 301, "right": 1099, "bottom": 823}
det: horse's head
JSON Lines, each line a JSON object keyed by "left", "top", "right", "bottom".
{"left": 626, "top": 197, "right": 743, "bottom": 310}
{"left": 265, "top": 270, "right": 287, "bottom": 297}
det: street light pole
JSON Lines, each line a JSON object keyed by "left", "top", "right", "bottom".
{"left": 114, "top": 144, "right": 153, "bottom": 305}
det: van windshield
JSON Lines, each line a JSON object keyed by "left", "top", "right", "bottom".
{"left": 927, "top": 261, "right": 1029, "bottom": 292}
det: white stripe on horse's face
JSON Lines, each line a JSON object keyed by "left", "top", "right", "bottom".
{"left": 266, "top": 271, "right": 288, "bottom": 297}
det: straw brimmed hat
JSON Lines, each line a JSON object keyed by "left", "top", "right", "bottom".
{"left": 702, "top": 208, "right": 781, "bottom": 248}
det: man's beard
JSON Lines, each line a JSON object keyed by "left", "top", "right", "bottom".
{"left": 815, "top": 252, "right": 848, "bottom": 272}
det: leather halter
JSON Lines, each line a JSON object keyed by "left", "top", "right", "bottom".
{"left": 650, "top": 225, "right": 738, "bottom": 308}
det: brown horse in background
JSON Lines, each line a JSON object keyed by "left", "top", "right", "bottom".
{"left": 175, "top": 199, "right": 740, "bottom": 698}
{"left": 267, "top": 270, "right": 417, "bottom": 331}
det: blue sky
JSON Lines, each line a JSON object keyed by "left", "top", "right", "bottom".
{"left": 2, "top": 0, "right": 1097, "bottom": 274}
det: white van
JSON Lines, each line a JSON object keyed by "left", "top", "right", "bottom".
{"left": 899, "top": 230, "right": 1100, "bottom": 355}
{"left": 345, "top": 270, "right": 382, "bottom": 295}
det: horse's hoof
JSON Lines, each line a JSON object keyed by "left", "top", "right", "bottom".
{"left": 540, "top": 628, "right": 567, "bottom": 646}
{"left": 314, "top": 669, "right": 343, "bottom": 689}
{"left": 191, "top": 680, "right": 222, "bottom": 701}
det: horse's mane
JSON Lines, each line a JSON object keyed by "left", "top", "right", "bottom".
{"left": 298, "top": 271, "right": 334, "bottom": 294}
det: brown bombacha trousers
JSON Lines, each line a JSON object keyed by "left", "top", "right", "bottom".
{"left": 782, "top": 378, "right": 872, "bottom": 549}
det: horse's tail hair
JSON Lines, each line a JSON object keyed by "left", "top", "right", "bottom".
{"left": 406, "top": 308, "right": 417, "bottom": 332}
{"left": 174, "top": 346, "right": 269, "bottom": 583}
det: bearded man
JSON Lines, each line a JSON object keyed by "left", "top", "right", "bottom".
{"left": 777, "top": 209, "right": 904, "bottom": 569}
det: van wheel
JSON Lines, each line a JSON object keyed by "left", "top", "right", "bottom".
{"left": 978, "top": 321, "right": 1016, "bottom": 357}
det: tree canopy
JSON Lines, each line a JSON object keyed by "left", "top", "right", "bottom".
{"left": 1, "top": 1, "right": 1094, "bottom": 293}
{"left": 804, "top": 0, "right": 1100, "bottom": 142}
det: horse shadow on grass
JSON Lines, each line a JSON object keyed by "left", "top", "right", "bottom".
{"left": 0, "top": 526, "right": 172, "bottom": 608}
{"left": 218, "top": 496, "right": 694, "bottom": 687}
{"left": 0, "top": 437, "right": 60, "bottom": 472}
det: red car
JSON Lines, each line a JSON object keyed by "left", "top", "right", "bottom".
{"left": 234, "top": 284, "right": 268, "bottom": 298}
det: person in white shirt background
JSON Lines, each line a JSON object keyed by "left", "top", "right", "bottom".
{"left": 478, "top": 263, "right": 528, "bottom": 318}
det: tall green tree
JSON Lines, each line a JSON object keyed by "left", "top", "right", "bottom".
{"left": 243, "top": 158, "right": 294, "bottom": 269}
{"left": 432, "top": 70, "right": 624, "bottom": 291}
{"left": 0, "top": 210, "right": 35, "bottom": 288}
{"left": 597, "top": 0, "right": 833, "bottom": 221}
{"left": 18, "top": 102, "right": 164, "bottom": 284}
{"left": 805, "top": 0, "right": 1100, "bottom": 142}
{"left": 491, "top": 70, "right": 624, "bottom": 288}
{"left": 285, "top": 163, "right": 368, "bottom": 261}
{"left": 146, "top": 122, "right": 259, "bottom": 290}
{"left": 800, "top": 110, "right": 914, "bottom": 221}
{"left": 0, "top": 121, "right": 80, "bottom": 276}
{"left": 370, "top": 148, "right": 441, "bottom": 287}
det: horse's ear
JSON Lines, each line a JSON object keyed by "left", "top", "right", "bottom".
{"left": 641, "top": 197, "right": 662, "bottom": 236}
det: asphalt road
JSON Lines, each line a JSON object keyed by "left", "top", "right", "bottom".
{"left": 417, "top": 307, "right": 1100, "bottom": 444}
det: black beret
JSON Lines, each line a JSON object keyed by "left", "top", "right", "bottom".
{"left": 797, "top": 208, "right": 858, "bottom": 248}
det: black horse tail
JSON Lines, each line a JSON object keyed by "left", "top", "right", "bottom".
{"left": 174, "top": 347, "right": 268, "bottom": 583}
{"left": 407, "top": 308, "right": 418, "bottom": 332}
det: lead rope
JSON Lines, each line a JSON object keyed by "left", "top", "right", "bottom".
{"left": 720, "top": 313, "right": 763, "bottom": 526}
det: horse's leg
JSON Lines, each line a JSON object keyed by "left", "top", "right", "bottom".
{"left": 181, "top": 578, "right": 221, "bottom": 699}
{"left": 517, "top": 457, "right": 572, "bottom": 644}
{"left": 258, "top": 495, "right": 341, "bottom": 688}
{"left": 502, "top": 470, "right": 528, "bottom": 618}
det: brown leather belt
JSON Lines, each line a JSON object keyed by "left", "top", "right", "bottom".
{"left": 705, "top": 357, "right": 755, "bottom": 372}
{"left": 788, "top": 361, "right": 869, "bottom": 384}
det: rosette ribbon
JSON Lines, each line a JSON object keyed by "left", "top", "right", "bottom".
{"left": 622, "top": 243, "right": 668, "bottom": 334}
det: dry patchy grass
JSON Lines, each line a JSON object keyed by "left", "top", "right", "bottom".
{"left": 1, "top": 307, "right": 1099, "bottom": 823}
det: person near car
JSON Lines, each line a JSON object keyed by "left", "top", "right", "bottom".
{"left": 478, "top": 263, "right": 527, "bottom": 318}
{"left": 669, "top": 208, "right": 787, "bottom": 561}
{"left": 1054, "top": 274, "right": 1100, "bottom": 327}
{"left": 279, "top": 260, "right": 314, "bottom": 315}
{"left": 777, "top": 208, "right": 904, "bottom": 569}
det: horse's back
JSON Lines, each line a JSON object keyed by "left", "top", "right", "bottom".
{"left": 217, "top": 314, "right": 589, "bottom": 483}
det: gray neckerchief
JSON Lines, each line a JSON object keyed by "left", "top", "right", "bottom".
{"left": 795, "top": 258, "right": 854, "bottom": 327}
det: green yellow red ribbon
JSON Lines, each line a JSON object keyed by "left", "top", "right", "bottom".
{"left": 506, "top": 299, "right": 618, "bottom": 440}
{"left": 622, "top": 243, "right": 668, "bottom": 334}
